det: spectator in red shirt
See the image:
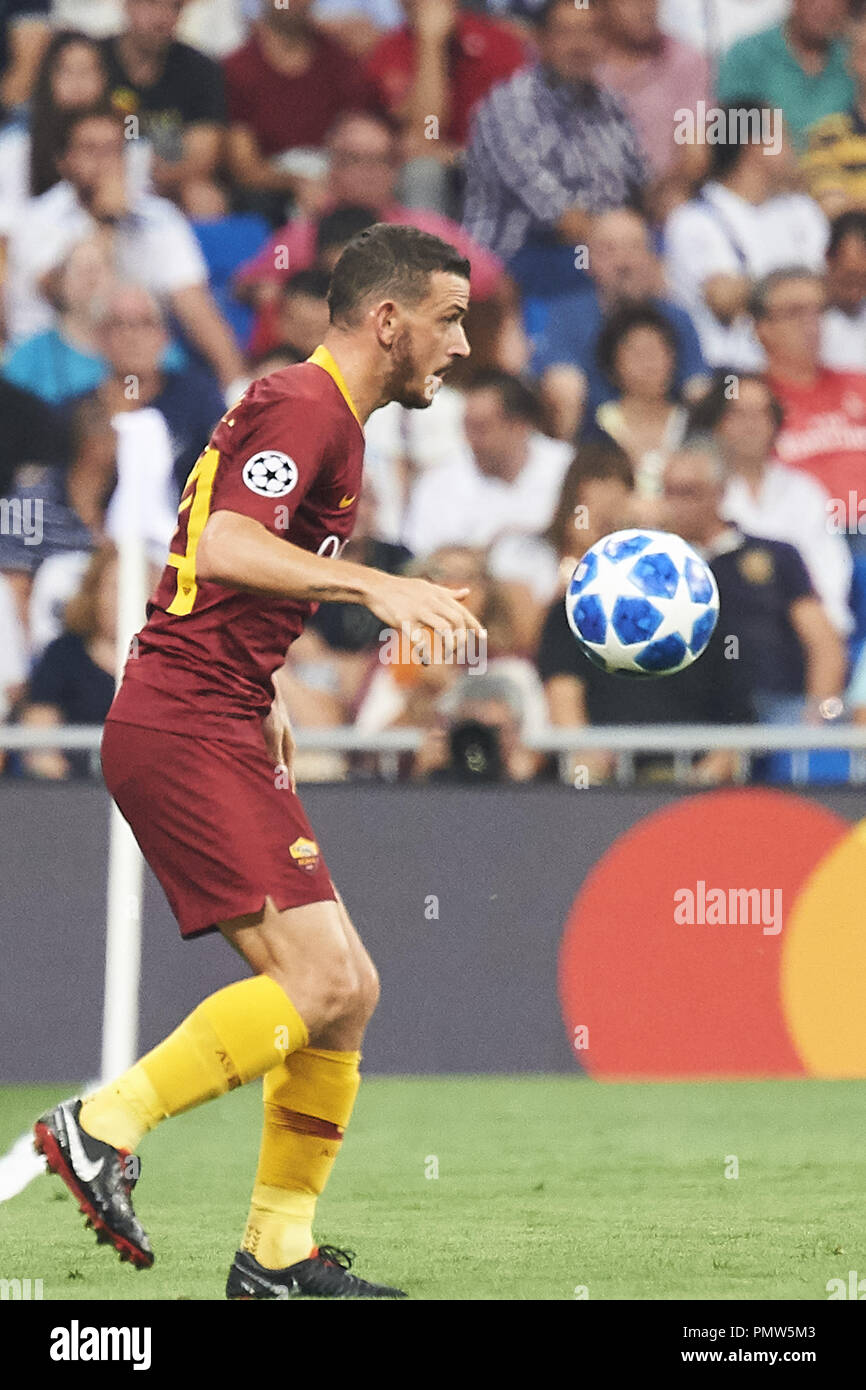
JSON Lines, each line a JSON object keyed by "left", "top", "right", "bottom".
{"left": 365, "top": 0, "right": 528, "bottom": 213}
{"left": 223, "top": 0, "right": 384, "bottom": 215}
{"left": 233, "top": 110, "right": 523, "bottom": 367}
{"left": 753, "top": 268, "right": 866, "bottom": 538}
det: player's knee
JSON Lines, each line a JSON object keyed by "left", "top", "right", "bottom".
{"left": 357, "top": 956, "right": 380, "bottom": 1021}
{"left": 333, "top": 956, "right": 379, "bottom": 1031}
{"left": 317, "top": 951, "right": 381, "bottom": 1028}
{"left": 313, "top": 950, "right": 363, "bottom": 1028}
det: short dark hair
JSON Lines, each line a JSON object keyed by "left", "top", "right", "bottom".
{"left": 465, "top": 369, "right": 540, "bottom": 427}
{"left": 596, "top": 301, "right": 679, "bottom": 388}
{"left": 749, "top": 267, "right": 823, "bottom": 321}
{"left": 57, "top": 101, "right": 125, "bottom": 157}
{"left": 315, "top": 204, "right": 377, "bottom": 259}
{"left": 828, "top": 210, "right": 866, "bottom": 260}
{"left": 282, "top": 269, "right": 331, "bottom": 302}
{"left": 685, "top": 370, "right": 784, "bottom": 436}
{"left": 327, "top": 222, "right": 470, "bottom": 326}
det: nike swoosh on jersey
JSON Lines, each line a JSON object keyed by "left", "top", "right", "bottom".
{"left": 65, "top": 1105, "right": 104, "bottom": 1181}
{"left": 338, "top": 495, "right": 357, "bottom": 508}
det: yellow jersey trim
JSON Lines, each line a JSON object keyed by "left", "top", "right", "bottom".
{"left": 306, "top": 344, "right": 363, "bottom": 430}
{"left": 166, "top": 446, "right": 220, "bottom": 616}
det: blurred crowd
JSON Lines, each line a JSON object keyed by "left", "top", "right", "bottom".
{"left": 2, "top": 0, "right": 866, "bottom": 785}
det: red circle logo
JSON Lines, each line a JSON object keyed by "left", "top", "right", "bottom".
{"left": 558, "top": 789, "right": 852, "bottom": 1078}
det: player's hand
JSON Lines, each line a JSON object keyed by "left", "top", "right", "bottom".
{"left": 263, "top": 695, "right": 296, "bottom": 791}
{"left": 364, "top": 573, "right": 486, "bottom": 659}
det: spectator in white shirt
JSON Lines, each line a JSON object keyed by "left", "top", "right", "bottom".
{"left": 822, "top": 210, "right": 866, "bottom": 371}
{"left": 51, "top": 1, "right": 122, "bottom": 37}
{"left": 361, "top": 381, "right": 467, "bottom": 544}
{"left": 4, "top": 103, "right": 245, "bottom": 392}
{"left": 659, "top": 0, "right": 789, "bottom": 56}
{"left": 53, "top": 1, "right": 246, "bottom": 54}
{"left": 690, "top": 370, "right": 854, "bottom": 635}
{"left": 53, "top": 0, "right": 361, "bottom": 60}
{"left": 664, "top": 104, "right": 828, "bottom": 369}
{"left": 0, "top": 28, "right": 151, "bottom": 244}
{"left": 401, "top": 370, "right": 572, "bottom": 559}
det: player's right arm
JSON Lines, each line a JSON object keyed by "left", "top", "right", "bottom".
{"left": 196, "top": 509, "right": 484, "bottom": 643}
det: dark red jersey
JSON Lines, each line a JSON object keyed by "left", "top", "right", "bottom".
{"left": 107, "top": 346, "right": 364, "bottom": 741}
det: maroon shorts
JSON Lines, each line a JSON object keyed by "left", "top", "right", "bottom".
{"left": 101, "top": 718, "right": 336, "bottom": 939}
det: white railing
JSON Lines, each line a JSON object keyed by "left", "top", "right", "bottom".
{"left": 4, "top": 723, "right": 866, "bottom": 753}
{"left": 4, "top": 724, "right": 866, "bottom": 789}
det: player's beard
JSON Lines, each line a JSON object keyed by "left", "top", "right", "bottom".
{"left": 386, "top": 327, "right": 434, "bottom": 409}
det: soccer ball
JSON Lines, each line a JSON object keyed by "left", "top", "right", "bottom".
{"left": 565, "top": 529, "right": 720, "bottom": 677}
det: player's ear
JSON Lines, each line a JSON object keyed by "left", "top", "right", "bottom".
{"left": 371, "top": 299, "right": 400, "bottom": 348}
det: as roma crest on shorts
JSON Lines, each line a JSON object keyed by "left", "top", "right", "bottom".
{"left": 289, "top": 836, "right": 320, "bottom": 873}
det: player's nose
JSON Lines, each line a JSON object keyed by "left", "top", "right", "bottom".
{"left": 451, "top": 325, "right": 471, "bottom": 359}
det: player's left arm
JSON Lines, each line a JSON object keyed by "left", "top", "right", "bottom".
{"left": 789, "top": 595, "right": 848, "bottom": 711}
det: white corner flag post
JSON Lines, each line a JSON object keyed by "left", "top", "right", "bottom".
{"left": 0, "top": 493, "right": 149, "bottom": 1201}
{"left": 100, "top": 523, "right": 148, "bottom": 1082}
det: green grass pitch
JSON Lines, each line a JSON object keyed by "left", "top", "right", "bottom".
{"left": 2, "top": 1076, "right": 864, "bottom": 1300}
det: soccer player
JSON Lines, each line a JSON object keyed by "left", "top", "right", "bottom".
{"left": 34, "top": 224, "right": 480, "bottom": 1300}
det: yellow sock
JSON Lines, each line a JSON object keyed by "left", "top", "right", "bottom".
{"left": 79, "top": 975, "right": 309, "bottom": 1151}
{"left": 242, "top": 1048, "right": 361, "bottom": 1270}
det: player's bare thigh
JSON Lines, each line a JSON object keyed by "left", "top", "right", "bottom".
{"left": 218, "top": 895, "right": 379, "bottom": 1047}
